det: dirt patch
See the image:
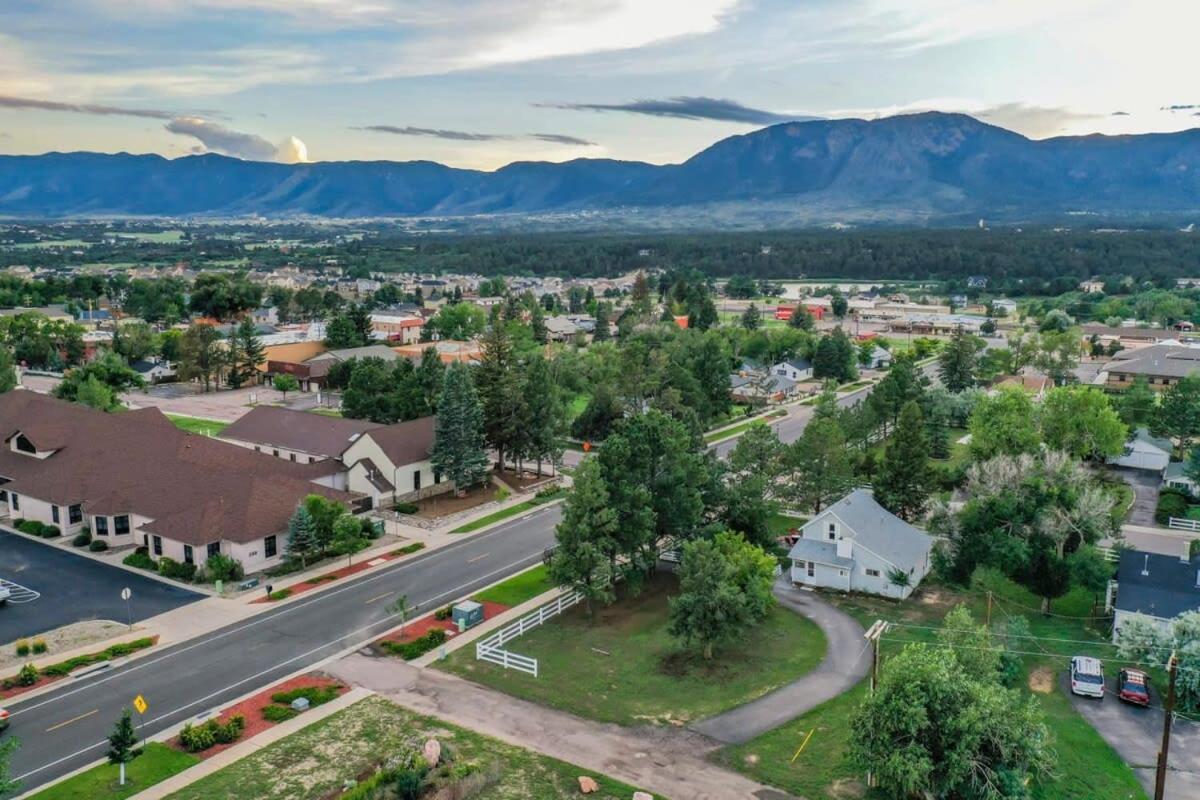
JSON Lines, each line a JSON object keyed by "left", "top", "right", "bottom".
{"left": 0, "top": 619, "right": 127, "bottom": 670}
{"left": 494, "top": 468, "right": 555, "bottom": 492}
{"left": 413, "top": 483, "right": 498, "bottom": 518}
{"left": 1028, "top": 666, "right": 1055, "bottom": 694}
{"left": 829, "top": 777, "right": 866, "bottom": 798}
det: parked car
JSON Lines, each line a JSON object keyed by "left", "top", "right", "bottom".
{"left": 0, "top": 707, "right": 9, "bottom": 733}
{"left": 1118, "top": 668, "right": 1151, "bottom": 707}
{"left": 1070, "top": 656, "right": 1105, "bottom": 699}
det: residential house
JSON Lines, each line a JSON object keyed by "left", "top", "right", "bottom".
{"left": 993, "top": 371, "right": 1051, "bottom": 398}
{"left": 544, "top": 316, "right": 581, "bottom": 342}
{"left": 865, "top": 346, "right": 893, "bottom": 370}
{"left": 1111, "top": 550, "right": 1200, "bottom": 641}
{"left": 0, "top": 392, "right": 360, "bottom": 574}
{"left": 1108, "top": 428, "right": 1173, "bottom": 472}
{"left": 730, "top": 373, "right": 796, "bottom": 404}
{"left": 340, "top": 416, "right": 447, "bottom": 508}
{"left": 787, "top": 489, "right": 934, "bottom": 599}
{"left": 991, "top": 298, "right": 1018, "bottom": 315}
{"left": 1102, "top": 343, "right": 1200, "bottom": 391}
{"left": 771, "top": 358, "right": 813, "bottom": 382}
{"left": 220, "top": 405, "right": 382, "bottom": 475}
{"left": 1163, "top": 462, "right": 1198, "bottom": 497}
{"left": 267, "top": 344, "right": 400, "bottom": 392}
{"left": 369, "top": 313, "right": 424, "bottom": 345}
{"left": 130, "top": 359, "right": 176, "bottom": 384}
{"left": 1079, "top": 279, "right": 1106, "bottom": 294}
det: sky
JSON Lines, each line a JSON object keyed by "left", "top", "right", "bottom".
{"left": 2, "top": 0, "right": 1200, "bottom": 170}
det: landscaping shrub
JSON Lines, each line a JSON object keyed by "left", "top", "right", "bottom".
{"left": 179, "top": 714, "right": 245, "bottom": 752}
{"left": 89, "top": 539, "right": 108, "bottom": 552}
{"left": 260, "top": 704, "right": 298, "bottom": 723}
{"left": 158, "top": 556, "right": 197, "bottom": 582}
{"left": 31, "top": 638, "right": 47, "bottom": 655}
{"left": 17, "top": 663, "right": 38, "bottom": 686}
{"left": 270, "top": 684, "right": 341, "bottom": 707}
{"left": 362, "top": 518, "right": 383, "bottom": 539}
{"left": 434, "top": 606, "right": 452, "bottom": 621}
{"left": 380, "top": 628, "right": 448, "bottom": 660}
{"left": 42, "top": 524, "right": 61, "bottom": 538}
{"left": 393, "top": 542, "right": 425, "bottom": 556}
{"left": 395, "top": 766, "right": 427, "bottom": 800}
{"left": 1156, "top": 490, "right": 1191, "bottom": 525}
{"left": 204, "top": 553, "right": 245, "bottom": 582}
{"left": 393, "top": 501, "right": 419, "bottom": 515}
{"left": 72, "top": 530, "right": 92, "bottom": 547}
{"left": 39, "top": 637, "right": 156, "bottom": 678}
{"left": 533, "top": 485, "right": 566, "bottom": 503}
{"left": 493, "top": 486, "right": 510, "bottom": 503}
{"left": 14, "top": 640, "right": 30, "bottom": 657}
{"left": 123, "top": 548, "right": 157, "bottom": 571}
{"left": 265, "top": 559, "right": 306, "bottom": 577}
{"left": 267, "top": 588, "right": 292, "bottom": 601}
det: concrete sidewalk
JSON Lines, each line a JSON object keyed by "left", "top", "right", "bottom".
{"left": 327, "top": 656, "right": 793, "bottom": 800}
{"left": 691, "top": 580, "right": 870, "bottom": 744}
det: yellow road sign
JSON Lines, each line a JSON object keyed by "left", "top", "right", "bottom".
{"left": 133, "top": 695, "right": 147, "bottom": 714}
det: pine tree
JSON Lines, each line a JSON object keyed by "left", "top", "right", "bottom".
{"left": 787, "top": 305, "right": 814, "bottom": 330}
{"left": 227, "top": 317, "right": 265, "bottom": 388}
{"left": 107, "top": 707, "right": 138, "bottom": 786}
{"left": 785, "top": 416, "right": 853, "bottom": 513}
{"left": 549, "top": 458, "right": 617, "bottom": 619}
{"left": 349, "top": 303, "right": 373, "bottom": 345}
{"left": 286, "top": 506, "right": 318, "bottom": 568}
{"left": 593, "top": 303, "right": 611, "bottom": 341}
{"left": 417, "top": 347, "right": 445, "bottom": 412}
{"left": 874, "top": 401, "right": 932, "bottom": 521}
{"left": 740, "top": 303, "right": 762, "bottom": 331}
{"left": 475, "top": 323, "right": 522, "bottom": 470}
{"left": 630, "top": 272, "right": 652, "bottom": 317}
{"left": 530, "top": 304, "right": 548, "bottom": 344}
{"left": 938, "top": 328, "right": 980, "bottom": 393}
{"left": 522, "top": 356, "right": 564, "bottom": 476}
{"left": 431, "top": 362, "right": 490, "bottom": 494}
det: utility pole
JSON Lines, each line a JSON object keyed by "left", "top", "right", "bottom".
{"left": 863, "top": 620, "right": 888, "bottom": 789}
{"left": 1154, "top": 651, "right": 1179, "bottom": 800}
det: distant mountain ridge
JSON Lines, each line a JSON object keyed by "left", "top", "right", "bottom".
{"left": 3, "top": 112, "right": 1200, "bottom": 222}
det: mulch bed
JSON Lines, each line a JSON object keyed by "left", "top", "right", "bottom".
{"left": 170, "top": 673, "right": 347, "bottom": 760}
{"left": 0, "top": 635, "right": 161, "bottom": 701}
{"left": 374, "top": 600, "right": 510, "bottom": 646}
{"left": 411, "top": 483, "right": 497, "bottom": 518}
{"left": 251, "top": 544, "right": 425, "bottom": 604}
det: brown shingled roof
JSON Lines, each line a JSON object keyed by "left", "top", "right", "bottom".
{"left": 362, "top": 416, "right": 435, "bottom": 467}
{"left": 220, "top": 405, "right": 381, "bottom": 459}
{"left": 0, "top": 391, "right": 359, "bottom": 547}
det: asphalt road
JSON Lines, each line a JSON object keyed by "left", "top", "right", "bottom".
{"left": 3, "top": 504, "right": 560, "bottom": 794}
{"left": 0, "top": 530, "right": 200, "bottom": 642}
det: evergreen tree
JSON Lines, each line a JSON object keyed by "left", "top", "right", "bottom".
{"left": 0, "top": 347, "right": 15, "bottom": 394}
{"left": 691, "top": 333, "right": 732, "bottom": 424}
{"left": 787, "top": 305, "right": 814, "bottom": 330}
{"left": 630, "top": 272, "right": 653, "bottom": 317}
{"left": 227, "top": 317, "right": 265, "bottom": 388}
{"left": 1117, "top": 376, "right": 1156, "bottom": 428}
{"left": 521, "top": 356, "right": 564, "bottom": 476}
{"left": 286, "top": 506, "right": 319, "bottom": 567}
{"left": 740, "top": 303, "right": 762, "bottom": 331}
{"left": 475, "top": 323, "right": 522, "bottom": 470}
{"left": 176, "top": 323, "right": 225, "bottom": 392}
{"left": 830, "top": 294, "right": 849, "bottom": 319}
{"left": 813, "top": 330, "right": 857, "bottom": 383}
{"left": 417, "top": 347, "right": 445, "bottom": 411}
{"left": 431, "top": 362, "right": 490, "bottom": 494}
{"left": 549, "top": 458, "right": 617, "bottom": 619}
{"left": 107, "top": 708, "right": 138, "bottom": 787}
{"left": 593, "top": 303, "right": 611, "bottom": 341}
{"left": 874, "top": 401, "right": 932, "bottom": 521}
{"left": 785, "top": 416, "right": 853, "bottom": 513}
{"left": 530, "top": 304, "right": 548, "bottom": 344}
{"left": 324, "top": 313, "right": 362, "bottom": 349}
{"left": 1154, "top": 374, "right": 1200, "bottom": 453}
{"left": 937, "top": 328, "right": 981, "bottom": 392}
{"left": 348, "top": 303, "right": 373, "bottom": 344}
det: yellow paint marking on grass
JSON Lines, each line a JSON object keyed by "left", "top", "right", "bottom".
{"left": 46, "top": 708, "right": 98, "bottom": 732}
{"left": 790, "top": 729, "right": 815, "bottom": 764}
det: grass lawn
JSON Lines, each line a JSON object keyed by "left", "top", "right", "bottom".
{"left": 450, "top": 491, "right": 565, "bottom": 534}
{"left": 166, "top": 695, "right": 655, "bottom": 800}
{"left": 704, "top": 412, "right": 784, "bottom": 444}
{"left": 310, "top": 407, "right": 343, "bottom": 418}
{"left": 28, "top": 743, "right": 198, "bottom": 800}
{"left": 438, "top": 574, "right": 826, "bottom": 726}
{"left": 767, "top": 512, "right": 808, "bottom": 537}
{"left": 566, "top": 392, "right": 589, "bottom": 422}
{"left": 164, "top": 414, "right": 229, "bottom": 436}
{"left": 474, "top": 564, "right": 555, "bottom": 606}
{"left": 931, "top": 426, "right": 972, "bottom": 470}
{"left": 719, "top": 570, "right": 1147, "bottom": 800}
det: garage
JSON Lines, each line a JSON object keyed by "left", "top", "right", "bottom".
{"left": 1107, "top": 428, "right": 1172, "bottom": 472}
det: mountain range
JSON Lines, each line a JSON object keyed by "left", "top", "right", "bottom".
{"left": 3, "top": 112, "right": 1200, "bottom": 224}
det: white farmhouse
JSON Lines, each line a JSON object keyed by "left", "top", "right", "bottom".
{"left": 787, "top": 489, "right": 934, "bottom": 599}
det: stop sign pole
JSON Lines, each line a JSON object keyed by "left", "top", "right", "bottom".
{"left": 121, "top": 587, "right": 132, "bottom": 630}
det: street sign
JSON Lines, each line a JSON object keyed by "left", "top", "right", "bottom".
{"left": 583, "top": 441, "right": 591, "bottom": 452}
{"left": 133, "top": 695, "right": 147, "bottom": 714}
{"left": 120, "top": 587, "right": 131, "bottom": 601}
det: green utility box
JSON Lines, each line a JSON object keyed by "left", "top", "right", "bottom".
{"left": 452, "top": 600, "right": 484, "bottom": 630}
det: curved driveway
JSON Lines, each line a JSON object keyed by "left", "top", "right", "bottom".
{"left": 691, "top": 579, "right": 869, "bottom": 744}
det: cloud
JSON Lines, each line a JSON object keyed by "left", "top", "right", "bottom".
{"left": 355, "top": 125, "right": 595, "bottom": 146}
{"left": 0, "top": 93, "right": 174, "bottom": 119}
{"left": 972, "top": 103, "right": 1103, "bottom": 138}
{"left": 164, "top": 117, "right": 308, "bottom": 162}
{"left": 540, "top": 96, "right": 813, "bottom": 125}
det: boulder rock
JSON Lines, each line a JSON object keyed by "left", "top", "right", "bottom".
{"left": 633, "top": 793, "right": 653, "bottom": 800}
{"left": 578, "top": 776, "right": 599, "bottom": 794}
{"left": 423, "top": 738, "right": 441, "bottom": 767}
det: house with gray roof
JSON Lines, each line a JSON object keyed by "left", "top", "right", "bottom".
{"left": 1112, "top": 550, "right": 1200, "bottom": 642}
{"left": 787, "top": 489, "right": 934, "bottom": 599}
{"left": 1108, "top": 427, "right": 1173, "bottom": 472}
{"left": 1162, "top": 461, "right": 1198, "bottom": 497}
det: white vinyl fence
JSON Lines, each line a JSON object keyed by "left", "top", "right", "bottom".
{"left": 1168, "top": 517, "right": 1200, "bottom": 533}
{"left": 475, "top": 590, "right": 583, "bottom": 677}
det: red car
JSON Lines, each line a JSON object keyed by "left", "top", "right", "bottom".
{"left": 1118, "top": 668, "right": 1150, "bottom": 707}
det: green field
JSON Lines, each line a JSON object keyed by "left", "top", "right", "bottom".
{"left": 439, "top": 574, "right": 826, "bottom": 726}
{"left": 451, "top": 490, "right": 564, "bottom": 534}
{"left": 115, "top": 230, "right": 185, "bottom": 243}
{"left": 719, "top": 571, "right": 1147, "bottom": 800}
{"left": 704, "top": 413, "right": 783, "bottom": 444}
{"left": 474, "top": 564, "right": 555, "bottom": 607}
{"left": 165, "top": 414, "right": 229, "bottom": 436}
{"left": 27, "top": 743, "right": 198, "bottom": 800}
{"left": 165, "top": 695, "right": 655, "bottom": 800}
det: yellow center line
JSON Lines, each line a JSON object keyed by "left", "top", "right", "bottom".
{"left": 45, "top": 709, "right": 98, "bottom": 733}
{"left": 467, "top": 553, "right": 490, "bottom": 563}
{"left": 364, "top": 592, "right": 391, "bottom": 605}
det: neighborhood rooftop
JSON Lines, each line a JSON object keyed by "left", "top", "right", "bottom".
{"left": 221, "top": 405, "right": 382, "bottom": 460}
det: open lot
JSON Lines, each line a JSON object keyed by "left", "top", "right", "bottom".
{"left": 0, "top": 529, "right": 200, "bottom": 642}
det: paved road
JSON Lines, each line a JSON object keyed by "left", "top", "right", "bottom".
{"left": 3, "top": 505, "right": 560, "bottom": 794}
{"left": 1063, "top": 672, "right": 1200, "bottom": 798}
{"left": 691, "top": 580, "right": 870, "bottom": 744}
{"left": 0, "top": 530, "right": 200, "bottom": 642}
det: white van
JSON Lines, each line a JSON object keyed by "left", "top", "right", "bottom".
{"left": 1070, "top": 656, "right": 1105, "bottom": 699}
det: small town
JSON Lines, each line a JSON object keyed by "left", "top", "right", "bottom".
{"left": 2, "top": 4, "right": 1200, "bottom": 800}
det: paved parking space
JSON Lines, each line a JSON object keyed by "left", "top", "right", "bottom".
{"left": 0, "top": 578, "right": 40, "bottom": 603}
{"left": 0, "top": 529, "right": 201, "bottom": 642}
{"left": 1114, "top": 467, "right": 1162, "bottom": 527}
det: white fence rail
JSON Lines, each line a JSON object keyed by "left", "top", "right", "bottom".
{"left": 475, "top": 590, "right": 583, "bottom": 677}
{"left": 1095, "top": 546, "right": 1119, "bottom": 563}
{"left": 1168, "top": 517, "right": 1200, "bottom": 532}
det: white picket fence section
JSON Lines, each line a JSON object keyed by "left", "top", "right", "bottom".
{"left": 475, "top": 590, "right": 584, "bottom": 677}
{"left": 1095, "top": 546, "right": 1119, "bottom": 563}
{"left": 1168, "top": 517, "right": 1200, "bottom": 532}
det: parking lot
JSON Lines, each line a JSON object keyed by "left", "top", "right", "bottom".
{"left": 0, "top": 529, "right": 201, "bottom": 642}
